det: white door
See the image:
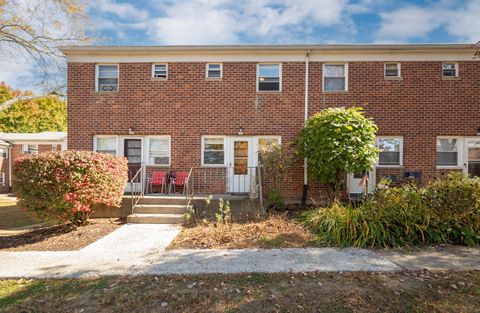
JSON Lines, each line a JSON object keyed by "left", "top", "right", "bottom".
{"left": 348, "top": 170, "right": 374, "bottom": 195}
{"left": 228, "top": 137, "right": 254, "bottom": 193}
{"left": 464, "top": 139, "right": 480, "bottom": 177}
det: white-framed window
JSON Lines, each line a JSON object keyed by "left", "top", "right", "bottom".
{"left": 95, "top": 64, "right": 119, "bottom": 92}
{"left": 384, "top": 63, "right": 401, "bottom": 77}
{"left": 206, "top": 63, "right": 222, "bottom": 79}
{"left": 323, "top": 63, "right": 348, "bottom": 92}
{"left": 257, "top": 63, "right": 281, "bottom": 92}
{"left": 202, "top": 136, "right": 226, "bottom": 166}
{"left": 94, "top": 136, "right": 118, "bottom": 156}
{"left": 442, "top": 63, "right": 458, "bottom": 77}
{"left": 148, "top": 136, "right": 171, "bottom": 166}
{"left": 0, "top": 172, "right": 4, "bottom": 185}
{"left": 22, "top": 144, "right": 38, "bottom": 155}
{"left": 376, "top": 137, "right": 403, "bottom": 167}
{"left": 0, "top": 147, "right": 7, "bottom": 158}
{"left": 51, "top": 144, "right": 57, "bottom": 151}
{"left": 152, "top": 64, "right": 168, "bottom": 79}
{"left": 437, "top": 137, "right": 460, "bottom": 167}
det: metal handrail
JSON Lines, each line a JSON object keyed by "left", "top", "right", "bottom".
{"left": 184, "top": 167, "right": 195, "bottom": 209}
{"left": 130, "top": 165, "right": 144, "bottom": 214}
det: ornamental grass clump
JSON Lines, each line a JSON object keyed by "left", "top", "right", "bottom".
{"left": 13, "top": 151, "right": 128, "bottom": 226}
{"left": 301, "top": 173, "right": 480, "bottom": 248}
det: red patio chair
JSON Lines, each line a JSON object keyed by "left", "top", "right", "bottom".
{"left": 170, "top": 171, "right": 189, "bottom": 194}
{"left": 147, "top": 171, "right": 167, "bottom": 194}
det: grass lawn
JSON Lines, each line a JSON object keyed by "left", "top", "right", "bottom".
{"left": 0, "top": 200, "right": 36, "bottom": 231}
{"left": 1, "top": 271, "right": 480, "bottom": 312}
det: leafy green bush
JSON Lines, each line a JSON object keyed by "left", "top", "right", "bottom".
{"left": 301, "top": 173, "right": 480, "bottom": 247}
{"left": 266, "top": 188, "right": 286, "bottom": 211}
{"left": 13, "top": 151, "right": 128, "bottom": 226}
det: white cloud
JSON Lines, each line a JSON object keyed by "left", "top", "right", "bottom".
{"left": 95, "top": 0, "right": 149, "bottom": 21}
{"left": 375, "top": 0, "right": 480, "bottom": 43}
{"left": 148, "top": 0, "right": 354, "bottom": 45}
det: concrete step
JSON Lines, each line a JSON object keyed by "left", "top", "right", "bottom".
{"left": 134, "top": 204, "right": 190, "bottom": 214}
{"left": 139, "top": 195, "right": 187, "bottom": 205}
{"left": 127, "top": 213, "right": 185, "bottom": 224}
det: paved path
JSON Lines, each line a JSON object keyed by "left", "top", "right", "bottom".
{"left": 0, "top": 224, "right": 479, "bottom": 278}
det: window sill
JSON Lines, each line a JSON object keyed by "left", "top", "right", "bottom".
{"left": 205, "top": 77, "right": 223, "bottom": 81}
{"left": 151, "top": 77, "right": 168, "bottom": 81}
{"left": 384, "top": 76, "right": 403, "bottom": 80}
{"left": 95, "top": 91, "right": 119, "bottom": 94}
{"left": 436, "top": 165, "right": 463, "bottom": 170}
{"left": 201, "top": 165, "right": 227, "bottom": 168}
{"left": 376, "top": 165, "right": 403, "bottom": 169}
{"left": 146, "top": 164, "right": 171, "bottom": 168}
{"left": 442, "top": 76, "right": 460, "bottom": 80}
{"left": 256, "top": 90, "right": 282, "bottom": 94}
{"left": 322, "top": 90, "right": 348, "bottom": 94}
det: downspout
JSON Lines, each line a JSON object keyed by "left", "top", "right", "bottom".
{"left": 301, "top": 49, "right": 311, "bottom": 208}
{"left": 8, "top": 145, "right": 12, "bottom": 193}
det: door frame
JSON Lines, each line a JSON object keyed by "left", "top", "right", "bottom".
{"left": 463, "top": 137, "right": 480, "bottom": 175}
{"left": 227, "top": 136, "right": 255, "bottom": 193}
{"left": 121, "top": 136, "right": 145, "bottom": 193}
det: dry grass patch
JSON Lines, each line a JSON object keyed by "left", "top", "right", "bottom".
{"left": 168, "top": 214, "right": 315, "bottom": 249}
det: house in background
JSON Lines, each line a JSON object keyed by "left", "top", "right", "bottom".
{"left": 0, "top": 132, "right": 67, "bottom": 194}
{"left": 60, "top": 44, "right": 480, "bottom": 204}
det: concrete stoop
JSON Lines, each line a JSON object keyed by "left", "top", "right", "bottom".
{"left": 127, "top": 196, "right": 188, "bottom": 224}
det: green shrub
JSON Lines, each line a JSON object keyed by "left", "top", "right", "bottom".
{"left": 266, "top": 188, "right": 286, "bottom": 211}
{"left": 13, "top": 151, "right": 128, "bottom": 226}
{"left": 301, "top": 173, "right": 480, "bottom": 247}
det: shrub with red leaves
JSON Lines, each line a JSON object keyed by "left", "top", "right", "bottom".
{"left": 13, "top": 151, "right": 128, "bottom": 226}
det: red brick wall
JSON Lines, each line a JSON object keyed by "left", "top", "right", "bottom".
{"left": 67, "top": 61, "right": 480, "bottom": 199}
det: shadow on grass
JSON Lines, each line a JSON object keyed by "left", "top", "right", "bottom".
{"left": 0, "top": 225, "right": 76, "bottom": 249}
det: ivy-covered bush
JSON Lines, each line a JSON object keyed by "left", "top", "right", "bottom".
{"left": 301, "top": 173, "right": 480, "bottom": 247}
{"left": 13, "top": 151, "right": 128, "bottom": 226}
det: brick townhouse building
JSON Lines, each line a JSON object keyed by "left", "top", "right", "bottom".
{"left": 0, "top": 132, "right": 67, "bottom": 194}
{"left": 60, "top": 44, "right": 480, "bottom": 200}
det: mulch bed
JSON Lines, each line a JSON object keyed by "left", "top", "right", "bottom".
{"left": 168, "top": 214, "right": 316, "bottom": 249}
{"left": 0, "top": 218, "right": 125, "bottom": 251}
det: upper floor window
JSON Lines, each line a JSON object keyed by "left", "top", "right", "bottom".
{"left": 96, "top": 64, "right": 119, "bottom": 92}
{"left": 206, "top": 63, "right": 222, "bottom": 79}
{"left": 22, "top": 144, "right": 38, "bottom": 155}
{"left": 437, "top": 137, "right": 459, "bottom": 166}
{"left": 202, "top": 137, "right": 225, "bottom": 166}
{"left": 257, "top": 64, "right": 281, "bottom": 91}
{"left": 152, "top": 64, "right": 168, "bottom": 79}
{"left": 384, "top": 63, "right": 401, "bottom": 77}
{"left": 442, "top": 63, "right": 458, "bottom": 78}
{"left": 0, "top": 147, "right": 7, "bottom": 158}
{"left": 323, "top": 63, "right": 348, "bottom": 92}
{"left": 148, "top": 137, "right": 170, "bottom": 166}
{"left": 377, "top": 137, "right": 402, "bottom": 167}
{"left": 95, "top": 136, "right": 117, "bottom": 156}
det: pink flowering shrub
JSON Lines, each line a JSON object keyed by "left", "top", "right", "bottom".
{"left": 13, "top": 151, "right": 128, "bottom": 226}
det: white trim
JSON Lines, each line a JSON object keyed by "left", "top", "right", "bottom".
{"left": 463, "top": 137, "right": 480, "bottom": 174}
{"left": 256, "top": 63, "right": 282, "bottom": 92}
{"left": 66, "top": 50, "right": 480, "bottom": 63}
{"left": 436, "top": 136, "right": 463, "bottom": 168}
{"left": 384, "top": 62, "right": 401, "bottom": 77}
{"left": 95, "top": 63, "right": 119, "bottom": 92}
{"left": 21, "top": 144, "right": 38, "bottom": 155}
{"left": 0, "top": 146, "right": 7, "bottom": 158}
{"left": 201, "top": 135, "right": 227, "bottom": 167}
{"left": 93, "top": 135, "right": 119, "bottom": 156}
{"left": 323, "top": 63, "right": 348, "bottom": 92}
{"left": 442, "top": 62, "right": 459, "bottom": 78}
{"left": 206, "top": 63, "right": 223, "bottom": 79}
{"left": 146, "top": 136, "right": 171, "bottom": 167}
{"left": 376, "top": 136, "right": 403, "bottom": 168}
{"left": 0, "top": 172, "right": 4, "bottom": 186}
{"left": 152, "top": 63, "right": 168, "bottom": 79}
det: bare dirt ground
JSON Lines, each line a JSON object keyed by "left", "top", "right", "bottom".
{"left": 1, "top": 270, "right": 479, "bottom": 312}
{"left": 0, "top": 218, "right": 125, "bottom": 251}
{"left": 168, "top": 214, "right": 315, "bottom": 249}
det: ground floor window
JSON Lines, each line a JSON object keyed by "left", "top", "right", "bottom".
{"left": 148, "top": 137, "right": 170, "bottom": 166}
{"left": 436, "top": 137, "right": 460, "bottom": 166}
{"left": 0, "top": 172, "right": 4, "bottom": 185}
{"left": 94, "top": 136, "right": 117, "bottom": 156}
{"left": 202, "top": 137, "right": 225, "bottom": 166}
{"left": 22, "top": 144, "right": 38, "bottom": 155}
{"left": 376, "top": 137, "right": 402, "bottom": 166}
{"left": 0, "top": 147, "right": 7, "bottom": 158}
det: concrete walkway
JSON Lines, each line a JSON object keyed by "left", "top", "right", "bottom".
{"left": 0, "top": 224, "right": 479, "bottom": 278}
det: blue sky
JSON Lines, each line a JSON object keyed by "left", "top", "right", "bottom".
{"left": 1, "top": 0, "right": 479, "bottom": 91}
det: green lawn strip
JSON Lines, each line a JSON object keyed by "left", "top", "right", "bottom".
{"left": 1, "top": 271, "right": 479, "bottom": 312}
{"left": 0, "top": 202, "right": 37, "bottom": 230}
